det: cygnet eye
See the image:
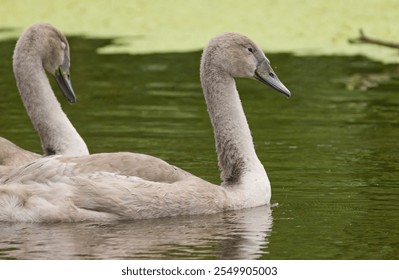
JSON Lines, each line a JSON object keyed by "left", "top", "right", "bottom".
{"left": 247, "top": 47, "right": 254, "bottom": 53}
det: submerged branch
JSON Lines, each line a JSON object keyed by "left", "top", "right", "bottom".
{"left": 349, "top": 29, "right": 399, "bottom": 49}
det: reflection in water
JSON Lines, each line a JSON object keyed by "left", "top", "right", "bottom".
{"left": 0, "top": 206, "right": 272, "bottom": 259}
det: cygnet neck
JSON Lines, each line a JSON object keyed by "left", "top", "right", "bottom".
{"left": 13, "top": 46, "right": 89, "bottom": 156}
{"left": 200, "top": 63, "right": 265, "bottom": 186}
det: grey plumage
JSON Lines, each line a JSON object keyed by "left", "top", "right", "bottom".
{"left": 0, "top": 32, "right": 290, "bottom": 222}
{"left": 0, "top": 23, "right": 89, "bottom": 176}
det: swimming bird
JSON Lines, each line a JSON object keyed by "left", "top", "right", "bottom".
{"left": 0, "top": 32, "right": 290, "bottom": 222}
{"left": 0, "top": 23, "right": 89, "bottom": 173}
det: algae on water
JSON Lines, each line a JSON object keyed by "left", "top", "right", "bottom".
{"left": 0, "top": 0, "right": 398, "bottom": 62}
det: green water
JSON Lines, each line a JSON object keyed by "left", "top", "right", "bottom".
{"left": 0, "top": 35, "right": 398, "bottom": 259}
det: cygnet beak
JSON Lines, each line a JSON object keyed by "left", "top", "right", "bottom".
{"left": 254, "top": 59, "right": 291, "bottom": 98}
{"left": 54, "top": 65, "right": 76, "bottom": 104}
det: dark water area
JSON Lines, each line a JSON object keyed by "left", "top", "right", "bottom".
{"left": 0, "top": 36, "right": 398, "bottom": 259}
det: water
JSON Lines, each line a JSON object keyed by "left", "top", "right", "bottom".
{"left": 0, "top": 206, "right": 272, "bottom": 260}
{"left": 0, "top": 36, "right": 398, "bottom": 259}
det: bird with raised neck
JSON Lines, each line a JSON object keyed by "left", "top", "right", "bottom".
{"left": 0, "top": 32, "right": 290, "bottom": 222}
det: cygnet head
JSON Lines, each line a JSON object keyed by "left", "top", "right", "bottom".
{"left": 13, "top": 22, "right": 76, "bottom": 103}
{"left": 201, "top": 32, "right": 291, "bottom": 97}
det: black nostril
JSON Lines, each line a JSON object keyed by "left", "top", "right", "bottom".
{"left": 269, "top": 72, "right": 275, "bottom": 78}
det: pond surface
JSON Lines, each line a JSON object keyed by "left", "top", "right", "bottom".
{"left": 0, "top": 36, "right": 398, "bottom": 259}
